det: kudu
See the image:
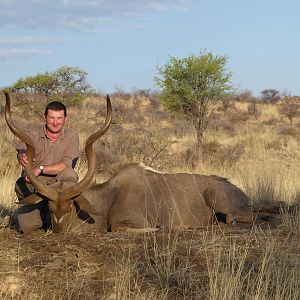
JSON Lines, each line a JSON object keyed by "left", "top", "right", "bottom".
{"left": 5, "top": 91, "right": 264, "bottom": 233}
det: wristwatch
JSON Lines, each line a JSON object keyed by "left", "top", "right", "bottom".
{"left": 39, "top": 165, "right": 44, "bottom": 174}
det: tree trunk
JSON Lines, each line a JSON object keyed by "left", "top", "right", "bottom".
{"left": 196, "top": 127, "right": 203, "bottom": 150}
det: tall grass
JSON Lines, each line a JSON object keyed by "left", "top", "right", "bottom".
{"left": 206, "top": 231, "right": 300, "bottom": 300}
{"left": 108, "top": 228, "right": 300, "bottom": 299}
{"left": 206, "top": 241, "right": 250, "bottom": 299}
{"left": 238, "top": 162, "right": 300, "bottom": 206}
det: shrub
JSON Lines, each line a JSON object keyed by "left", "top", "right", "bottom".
{"left": 247, "top": 102, "right": 261, "bottom": 119}
{"left": 227, "top": 109, "right": 250, "bottom": 124}
{"left": 277, "top": 125, "right": 299, "bottom": 139}
{"left": 278, "top": 96, "right": 300, "bottom": 124}
{"left": 11, "top": 66, "right": 94, "bottom": 110}
{"left": 201, "top": 141, "right": 244, "bottom": 168}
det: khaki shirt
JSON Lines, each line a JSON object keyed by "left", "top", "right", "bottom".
{"left": 17, "top": 126, "right": 80, "bottom": 169}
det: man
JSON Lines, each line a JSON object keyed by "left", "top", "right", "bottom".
{"left": 15, "top": 101, "right": 80, "bottom": 233}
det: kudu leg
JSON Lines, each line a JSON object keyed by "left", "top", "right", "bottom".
{"left": 111, "top": 224, "right": 159, "bottom": 233}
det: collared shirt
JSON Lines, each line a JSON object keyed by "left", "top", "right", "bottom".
{"left": 17, "top": 126, "right": 80, "bottom": 169}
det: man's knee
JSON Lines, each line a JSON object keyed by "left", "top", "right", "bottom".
{"left": 56, "top": 168, "right": 78, "bottom": 183}
{"left": 17, "top": 208, "right": 43, "bottom": 233}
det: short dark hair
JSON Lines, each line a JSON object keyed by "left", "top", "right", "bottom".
{"left": 45, "top": 101, "right": 67, "bottom": 117}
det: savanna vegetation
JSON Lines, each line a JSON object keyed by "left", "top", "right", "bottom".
{"left": 0, "top": 56, "right": 299, "bottom": 298}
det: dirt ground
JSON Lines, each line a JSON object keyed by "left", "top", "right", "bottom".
{"left": 0, "top": 226, "right": 135, "bottom": 299}
{"left": 0, "top": 216, "right": 299, "bottom": 300}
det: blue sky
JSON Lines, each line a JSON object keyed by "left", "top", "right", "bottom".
{"left": 0, "top": 0, "right": 299, "bottom": 96}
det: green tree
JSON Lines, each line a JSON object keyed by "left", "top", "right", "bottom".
{"left": 155, "top": 51, "right": 232, "bottom": 148}
{"left": 12, "top": 66, "right": 94, "bottom": 106}
{"left": 52, "top": 66, "right": 92, "bottom": 93}
{"left": 12, "top": 73, "right": 57, "bottom": 96}
{"left": 260, "top": 89, "right": 281, "bottom": 104}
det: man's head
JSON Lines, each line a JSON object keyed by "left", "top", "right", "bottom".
{"left": 44, "top": 101, "right": 67, "bottom": 134}
{"left": 45, "top": 101, "right": 67, "bottom": 117}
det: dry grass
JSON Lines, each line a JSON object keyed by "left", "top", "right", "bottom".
{"left": 0, "top": 94, "right": 300, "bottom": 299}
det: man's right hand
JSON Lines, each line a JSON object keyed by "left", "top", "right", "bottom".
{"left": 23, "top": 167, "right": 41, "bottom": 183}
{"left": 18, "top": 153, "right": 28, "bottom": 168}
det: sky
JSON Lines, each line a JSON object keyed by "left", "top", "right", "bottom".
{"left": 0, "top": 0, "right": 299, "bottom": 96}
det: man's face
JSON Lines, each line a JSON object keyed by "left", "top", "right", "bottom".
{"left": 44, "top": 109, "right": 67, "bottom": 134}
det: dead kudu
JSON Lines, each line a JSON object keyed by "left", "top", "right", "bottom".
{"left": 5, "top": 92, "right": 280, "bottom": 233}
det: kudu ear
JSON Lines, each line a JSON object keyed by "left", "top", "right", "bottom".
{"left": 17, "top": 193, "right": 44, "bottom": 205}
{"left": 74, "top": 194, "right": 101, "bottom": 215}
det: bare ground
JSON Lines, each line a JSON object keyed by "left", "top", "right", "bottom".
{"left": 0, "top": 218, "right": 299, "bottom": 299}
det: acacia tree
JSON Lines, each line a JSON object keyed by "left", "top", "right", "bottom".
{"left": 278, "top": 95, "right": 300, "bottom": 124}
{"left": 52, "top": 66, "right": 92, "bottom": 93}
{"left": 155, "top": 51, "right": 232, "bottom": 148}
{"left": 260, "top": 89, "right": 281, "bottom": 103}
{"left": 12, "top": 66, "right": 94, "bottom": 106}
{"left": 12, "top": 73, "right": 56, "bottom": 96}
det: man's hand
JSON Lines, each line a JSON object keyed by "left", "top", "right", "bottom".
{"left": 23, "top": 167, "right": 42, "bottom": 183}
{"left": 18, "top": 153, "right": 28, "bottom": 168}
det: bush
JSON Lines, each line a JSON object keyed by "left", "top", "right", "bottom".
{"left": 227, "top": 109, "right": 250, "bottom": 124}
{"left": 201, "top": 142, "right": 244, "bottom": 168}
{"left": 277, "top": 125, "right": 299, "bottom": 138}
{"left": 102, "top": 129, "right": 175, "bottom": 168}
{"left": 278, "top": 96, "right": 300, "bottom": 124}
{"left": 247, "top": 102, "right": 261, "bottom": 119}
{"left": 11, "top": 66, "right": 94, "bottom": 109}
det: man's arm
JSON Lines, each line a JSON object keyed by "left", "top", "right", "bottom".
{"left": 37, "top": 131, "right": 80, "bottom": 176}
{"left": 36, "top": 162, "right": 67, "bottom": 176}
{"left": 18, "top": 130, "right": 80, "bottom": 182}
{"left": 20, "top": 158, "right": 68, "bottom": 183}
{"left": 17, "top": 145, "right": 68, "bottom": 181}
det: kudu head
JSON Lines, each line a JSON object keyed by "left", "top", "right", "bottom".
{"left": 4, "top": 91, "right": 112, "bottom": 232}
